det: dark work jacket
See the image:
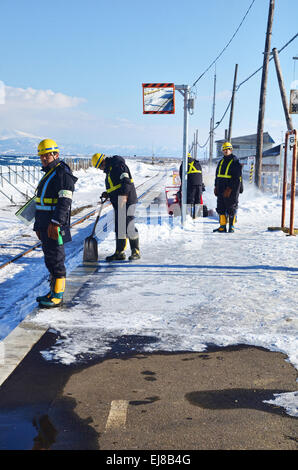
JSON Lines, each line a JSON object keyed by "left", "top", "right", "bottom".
{"left": 179, "top": 158, "right": 203, "bottom": 186}
{"left": 33, "top": 159, "right": 77, "bottom": 232}
{"left": 104, "top": 155, "right": 137, "bottom": 207}
{"left": 214, "top": 154, "right": 243, "bottom": 198}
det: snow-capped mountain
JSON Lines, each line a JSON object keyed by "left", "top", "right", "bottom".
{"left": 0, "top": 129, "right": 42, "bottom": 155}
{"left": 0, "top": 128, "right": 180, "bottom": 158}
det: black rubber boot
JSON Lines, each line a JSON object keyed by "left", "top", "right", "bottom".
{"left": 228, "top": 215, "right": 236, "bottom": 233}
{"left": 129, "top": 237, "right": 140, "bottom": 260}
{"left": 106, "top": 238, "right": 127, "bottom": 261}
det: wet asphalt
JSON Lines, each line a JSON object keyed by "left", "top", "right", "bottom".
{"left": 0, "top": 330, "right": 297, "bottom": 452}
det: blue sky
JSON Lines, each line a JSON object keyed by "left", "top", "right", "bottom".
{"left": 0, "top": 0, "right": 297, "bottom": 157}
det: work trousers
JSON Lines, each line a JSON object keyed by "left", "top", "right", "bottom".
{"left": 40, "top": 229, "right": 66, "bottom": 279}
{"left": 187, "top": 184, "right": 203, "bottom": 205}
{"left": 216, "top": 194, "right": 239, "bottom": 217}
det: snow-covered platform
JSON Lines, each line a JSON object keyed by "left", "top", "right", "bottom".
{"left": 0, "top": 162, "right": 297, "bottom": 447}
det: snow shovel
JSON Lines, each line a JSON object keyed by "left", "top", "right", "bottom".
{"left": 83, "top": 200, "right": 105, "bottom": 262}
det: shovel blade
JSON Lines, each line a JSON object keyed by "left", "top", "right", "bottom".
{"left": 83, "top": 236, "right": 98, "bottom": 262}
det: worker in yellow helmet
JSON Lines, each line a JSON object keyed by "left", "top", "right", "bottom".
{"left": 34, "top": 139, "right": 77, "bottom": 307}
{"left": 178, "top": 152, "right": 204, "bottom": 219}
{"left": 213, "top": 142, "right": 243, "bottom": 233}
{"left": 92, "top": 153, "right": 140, "bottom": 261}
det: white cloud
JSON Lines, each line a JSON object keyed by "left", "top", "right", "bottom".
{"left": 0, "top": 83, "right": 183, "bottom": 153}
{"left": 4, "top": 85, "right": 85, "bottom": 109}
{"left": 0, "top": 81, "right": 5, "bottom": 104}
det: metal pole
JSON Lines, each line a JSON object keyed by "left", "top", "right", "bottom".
{"left": 176, "top": 85, "right": 190, "bottom": 226}
{"left": 289, "top": 130, "right": 297, "bottom": 236}
{"left": 209, "top": 71, "right": 216, "bottom": 165}
{"left": 281, "top": 131, "right": 288, "bottom": 228}
{"left": 255, "top": 0, "right": 275, "bottom": 188}
{"left": 228, "top": 64, "right": 238, "bottom": 142}
{"left": 272, "top": 48, "right": 294, "bottom": 131}
{"left": 181, "top": 85, "right": 190, "bottom": 226}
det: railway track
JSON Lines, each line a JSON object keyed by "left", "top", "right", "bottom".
{"left": 0, "top": 170, "right": 167, "bottom": 270}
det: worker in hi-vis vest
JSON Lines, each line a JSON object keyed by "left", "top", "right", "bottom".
{"left": 179, "top": 153, "right": 204, "bottom": 219}
{"left": 34, "top": 139, "right": 77, "bottom": 308}
{"left": 92, "top": 153, "right": 140, "bottom": 261}
{"left": 214, "top": 142, "right": 243, "bottom": 233}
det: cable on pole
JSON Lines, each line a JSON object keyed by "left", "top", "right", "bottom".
{"left": 196, "top": 31, "right": 298, "bottom": 150}
{"left": 236, "top": 31, "right": 298, "bottom": 90}
{"left": 191, "top": 0, "right": 256, "bottom": 89}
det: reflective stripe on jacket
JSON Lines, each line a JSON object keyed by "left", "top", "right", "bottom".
{"left": 33, "top": 160, "right": 77, "bottom": 230}
{"left": 106, "top": 168, "right": 133, "bottom": 194}
{"left": 217, "top": 159, "right": 233, "bottom": 179}
{"left": 187, "top": 160, "right": 202, "bottom": 174}
{"left": 104, "top": 156, "right": 137, "bottom": 206}
{"left": 214, "top": 154, "right": 242, "bottom": 195}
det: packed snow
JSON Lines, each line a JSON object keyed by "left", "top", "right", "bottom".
{"left": 0, "top": 159, "right": 297, "bottom": 417}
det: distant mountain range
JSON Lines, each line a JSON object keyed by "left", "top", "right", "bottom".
{"left": 0, "top": 129, "right": 179, "bottom": 158}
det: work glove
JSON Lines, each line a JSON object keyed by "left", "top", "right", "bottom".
{"left": 47, "top": 222, "right": 60, "bottom": 240}
{"left": 202, "top": 183, "right": 206, "bottom": 192}
{"left": 100, "top": 191, "right": 108, "bottom": 202}
{"left": 223, "top": 187, "right": 232, "bottom": 198}
{"left": 214, "top": 187, "right": 218, "bottom": 196}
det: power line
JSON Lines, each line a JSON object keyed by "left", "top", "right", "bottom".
{"left": 197, "top": 31, "right": 298, "bottom": 150}
{"left": 191, "top": 0, "right": 256, "bottom": 89}
{"left": 236, "top": 31, "right": 298, "bottom": 90}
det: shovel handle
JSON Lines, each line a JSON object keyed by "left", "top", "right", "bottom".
{"left": 90, "top": 201, "right": 105, "bottom": 237}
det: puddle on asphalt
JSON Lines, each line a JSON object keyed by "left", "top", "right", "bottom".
{"left": 32, "top": 414, "right": 58, "bottom": 450}
{"left": 185, "top": 388, "right": 293, "bottom": 416}
{"left": 0, "top": 408, "right": 56, "bottom": 450}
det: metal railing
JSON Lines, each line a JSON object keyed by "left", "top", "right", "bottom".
{"left": 0, "top": 158, "right": 92, "bottom": 203}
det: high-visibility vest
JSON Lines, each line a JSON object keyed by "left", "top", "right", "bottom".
{"left": 217, "top": 158, "right": 233, "bottom": 179}
{"left": 106, "top": 166, "right": 133, "bottom": 194}
{"left": 35, "top": 164, "right": 61, "bottom": 210}
{"left": 187, "top": 161, "right": 202, "bottom": 174}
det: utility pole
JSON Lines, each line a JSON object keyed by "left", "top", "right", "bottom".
{"left": 176, "top": 85, "right": 191, "bottom": 226}
{"left": 228, "top": 64, "right": 238, "bottom": 142}
{"left": 194, "top": 129, "right": 198, "bottom": 159}
{"left": 272, "top": 48, "right": 293, "bottom": 131}
{"left": 255, "top": 0, "right": 275, "bottom": 188}
{"left": 209, "top": 70, "right": 216, "bottom": 165}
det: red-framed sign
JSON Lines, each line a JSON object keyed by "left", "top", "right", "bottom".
{"left": 142, "top": 83, "right": 175, "bottom": 114}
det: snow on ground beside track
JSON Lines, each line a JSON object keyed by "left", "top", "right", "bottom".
{"left": 0, "top": 159, "right": 297, "bottom": 417}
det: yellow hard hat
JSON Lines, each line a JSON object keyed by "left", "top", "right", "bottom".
{"left": 38, "top": 139, "right": 59, "bottom": 156}
{"left": 222, "top": 142, "right": 233, "bottom": 151}
{"left": 92, "top": 153, "right": 105, "bottom": 168}
{"left": 187, "top": 152, "right": 192, "bottom": 158}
